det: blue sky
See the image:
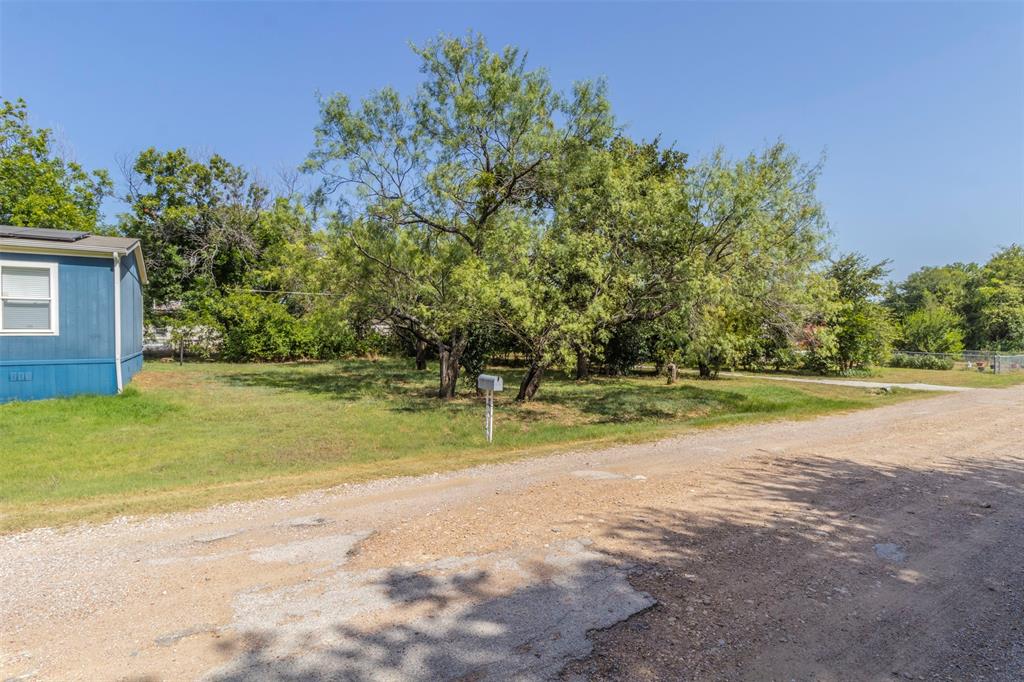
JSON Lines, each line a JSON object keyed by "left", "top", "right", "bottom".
{"left": 1, "top": 1, "right": 1021, "bottom": 279}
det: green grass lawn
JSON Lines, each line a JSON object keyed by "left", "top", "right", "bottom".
{"left": 730, "top": 365, "right": 1024, "bottom": 389}
{"left": 1, "top": 359, "right": 929, "bottom": 532}
{"left": 864, "top": 366, "right": 1024, "bottom": 388}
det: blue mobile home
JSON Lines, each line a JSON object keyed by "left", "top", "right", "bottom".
{"left": 0, "top": 226, "right": 147, "bottom": 402}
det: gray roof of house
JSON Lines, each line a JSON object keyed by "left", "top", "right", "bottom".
{"left": 0, "top": 225, "right": 148, "bottom": 283}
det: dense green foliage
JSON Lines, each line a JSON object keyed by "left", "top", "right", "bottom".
{"left": 120, "top": 148, "right": 271, "bottom": 309}
{"left": 967, "top": 245, "right": 1024, "bottom": 351}
{"left": 216, "top": 292, "right": 315, "bottom": 361}
{"left": 4, "top": 34, "right": 1019, "bottom": 388}
{"left": 304, "top": 33, "right": 616, "bottom": 397}
{"left": 885, "top": 245, "right": 1024, "bottom": 353}
{"left": 117, "top": 151, "right": 368, "bottom": 360}
{"left": 0, "top": 98, "right": 112, "bottom": 231}
{"left": 805, "top": 254, "right": 895, "bottom": 373}
{"left": 900, "top": 304, "right": 964, "bottom": 353}
{"left": 888, "top": 353, "right": 955, "bottom": 370}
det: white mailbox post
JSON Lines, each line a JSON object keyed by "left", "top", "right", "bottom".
{"left": 477, "top": 374, "right": 504, "bottom": 443}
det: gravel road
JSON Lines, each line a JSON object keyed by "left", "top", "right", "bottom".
{"left": 2, "top": 386, "right": 1021, "bottom": 681}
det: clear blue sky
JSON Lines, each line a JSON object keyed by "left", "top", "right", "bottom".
{"left": 2, "top": 1, "right": 1021, "bottom": 279}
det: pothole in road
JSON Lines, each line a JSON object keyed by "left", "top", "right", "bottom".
{"left": 873, "top": 543, "right": 907, "bottom": 563}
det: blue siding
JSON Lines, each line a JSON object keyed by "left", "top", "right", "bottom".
{"left": 1, "top": 251, "right": 144, "bottom": 402}
{"left": 120, "top": 251, "right": 144, "bottom": 360}
{"left": 121, "top": 352, "right": 144, "bottom": 384}
{"left": 1, "top": 253, "right": 114, "bottom": 361}
{"left": 1, "top": 359, "right": 117, "bottom": 401}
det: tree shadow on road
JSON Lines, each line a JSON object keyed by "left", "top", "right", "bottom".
{"left": 571, "top": 453, "right": 1024, "bottom": 680}
{"left": 207, "top": 544, "right": 653, "bottom": 682}
{"left": 203, "top": 452, "right": 1024, "bottom": 681}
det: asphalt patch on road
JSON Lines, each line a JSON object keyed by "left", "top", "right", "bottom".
{"left": 205, "top": 539, "right": 655, "bottom": 681}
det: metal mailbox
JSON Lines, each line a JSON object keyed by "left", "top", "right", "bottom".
{"left": 477, "top": 374, "right": 504, "bottom": 392}
{"left": 477, "top": 374, "right": 503, "bottom": 443}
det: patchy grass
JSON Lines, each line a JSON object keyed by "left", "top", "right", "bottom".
{"left": 732, "top": 366, "right": 1024, "bottom": 388}
{"left": 0, "top": 359, "right": 927, "bottom": 532}
{"left": 864, "top": 366, "right": 1024, "bottom": 388}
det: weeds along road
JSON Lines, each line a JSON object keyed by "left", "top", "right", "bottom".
{"left": 2, "top": 386, "right": 1022, "bottom": 681}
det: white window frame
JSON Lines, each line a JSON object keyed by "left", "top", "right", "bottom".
{"left": 0, "top": 260, "right": 60, "bottom": 336}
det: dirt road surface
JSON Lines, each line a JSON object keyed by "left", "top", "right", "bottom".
{"left": 2, "top": 386, "right": 1022, "bottom": 681}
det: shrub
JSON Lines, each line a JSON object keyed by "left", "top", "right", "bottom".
{"left": 887, "top": 352, "right": 954, "bottom": 370}
{"left": 460, "top": 325, "right": 501, "bottom": 388}
{"left": 900, "top": 304, "right": 965, "bottom": 353}
{"left": 799, "top": 326, "right": 839, "bottom": 374}
{"left": 737, "top": 332, "right": 800, "bottom": 372}
{"left": 307, "top": 306, "right": 369, "bottom": 359}
{"left": 216, "top": 292, "right": 312, "bottom": 361}
{"left": 603, "top": 322, "right": 657, "bottom": 375}
{"left": 685, "top": 331, "right": 742, "bottom": 379}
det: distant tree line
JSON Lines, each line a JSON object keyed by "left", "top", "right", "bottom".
{"left": 2, "top": 34, "right": 1021, "bottom": 399}
{"left": 884, "top": 248, "right": 1024, "bottom": 354}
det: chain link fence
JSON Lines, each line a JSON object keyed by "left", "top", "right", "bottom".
{"left": 889, "top": 350, "right": 1024, "bottom": 374}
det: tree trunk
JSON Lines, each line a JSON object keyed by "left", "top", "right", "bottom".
{"left": 437, "top": 334, "right": 468, "bottom": 399}
{"left": 415, "top": 339, "right": 428, "bottom": 371}
{"left": 666, "top": 362, "right": 677, "bottom": 385}
{"left": 697, "top": 361, "right": 713, "bottom": 379}
{"left": 575, "top": 350, "right": 590, "bottom": 381}
{"left": 516, "top": 361, "right": 545, "bottom": 401}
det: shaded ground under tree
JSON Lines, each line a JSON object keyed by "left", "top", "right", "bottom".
{"left": 204, "top": 452, "right": 1023, "bottom": 680}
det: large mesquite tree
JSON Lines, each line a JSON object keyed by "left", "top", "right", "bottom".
{"left": 494, "top": 138, "right": 829, "bottom": 398}
{"left": 679, "top": 143, "right": 828, "bottom": 377}
{"left": 492, "top": 137, "right": 694, "bottom": 400}
{"left": 305, "top": 33, "right": 612, "bottom": 398}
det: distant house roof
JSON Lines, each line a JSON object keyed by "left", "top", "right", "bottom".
{"left": 0, "top": 225, "right": 147, "bottom": 284}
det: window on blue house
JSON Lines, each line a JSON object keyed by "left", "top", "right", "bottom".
{"left": 0, "top": 262, "right": 59, "bottom": 335}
